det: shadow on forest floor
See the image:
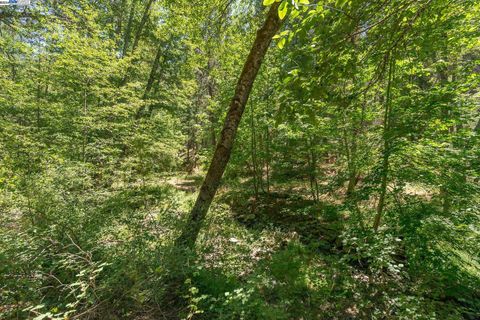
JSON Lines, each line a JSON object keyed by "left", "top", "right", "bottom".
{"left": 221, "top": 191, "right": 344, "bottom": 251}
{"left": 166, "top": 174, "right": 204, "bottom": 192}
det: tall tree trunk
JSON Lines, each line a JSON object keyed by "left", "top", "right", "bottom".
{"left": 438, "top": 61, "right": 453, "bottom": 214}
{"left": 250, "top": 101, "right": 259, "bottom": 198}
{"left": 122, "top": 0, "right": 136, "bottom": 57}
{"left": 82, "top": 87, "right": 88, "bottom": 163}
{"left": 207, "top": 55, "right": 218, "bottom": 148}
{"left": 176, "top": 3, "right": 282, "bottom": 248}
{"left": 343, "top": 120, "right": 356, "bottom": 198}
{"left": 185, "top": 102, "right": 199, "bottom": 174}
{"left": 115, "top": 0, "right": 126, "bottom": 38}
{"left": 36, "top": 85, "right": 41, "bottom": 128}
{"left": 135, "top": 41, "right": 163, "bottom": 118}
{"left": 265, "top": 126, "right": 271, "bottom": 194}
{"left": 373, "top": 55, "right": 395, "bottom": 231}
{"left": 346, "top": 22, "right": 361, "bottom": 199}
{"left": 143, "top": 42, "right": 163, "bottom": 98}
{"left": 121, "top": 0, "right": 155, "bottom": 85}
{"left": 308, "top": 137, "right": 319, "bottom": 202}
{"left": 347, "top": 93, "right": 368, "bottom": 200}
{"left": 345, "top": 145, "right": 359, "bottom": 199}
{"left": 131, "top": 0, "right": 155, "bottom": 54}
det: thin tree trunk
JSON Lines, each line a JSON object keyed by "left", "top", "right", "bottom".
{"left": 311, "top": 140, "right": 320, "bottom": 201}
{"left": 135, "top": 41, "right": 163, "bottom": 118}
{"left": 36, "top": 85, "right": 41, "bottom": 128}
{"left": 82, "top": 87, "right": 88, "bottom": 163}
{"left": 307, "top": 151, "right": 315, "bottom": 201}
{"left": 307, "top": 137, "right": 319, "bottom": 202}
{"left": 346, "top": 112, "right": 360, "bottom": 198}
{"left": 144, "top": 43, "right": 162, "bottom": 98}
{"left": 265, "top": 126, "right": 271, "bottom": 193}
{"left": 438, "top": 62, "right": 453, "bottom": 214}
{"left": 258, "top": 123, "right": 266, "bottom": 193}
{"left": 122, "top": 0, "right": 136, "bottom": 57}
{"left": 186, "top": 109, "right": 198, "bottom": 174}
{"left": 207, "top": 56, "right": 218, "bottom": 148}
{"left": 346, "top": 22, "right": 360, "bottom": 199}
{"left": 176, "top": 3, "right": 282, "bottom": 248}
{"left": 373, "top": 55, "right": 395, "bottom": 231}
{"left": 250, "top": 101, "right": 259, "bottom": 198}
{"left": 343, "top": 122, "right": 356, "bottom": 198}
{"left": 347, "top": 92, "right": 368, "bottom": 199}
{"left": 346, "top": 171, "right": 357, "bottom": 197}
{"left": 115, "top": 0, "right": 126, "bottom": 38}
{"left": 131, "top": 0, "right": 155, "bottom": 54}
{"left": 120, "top": 0, "right": 155, "bottom": 85}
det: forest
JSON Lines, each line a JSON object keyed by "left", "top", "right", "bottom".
{"left": 0, "top": 0, "right": 479, "bottom": 319}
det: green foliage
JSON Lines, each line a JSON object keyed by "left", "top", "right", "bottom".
{"left": 1, "top": 0, "right": 479, "bottom": 318}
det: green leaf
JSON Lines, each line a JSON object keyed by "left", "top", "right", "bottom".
{"left": 283, "top": 76, "right": 293, "bottom": 84}
{"left": 278, "top": 1, "right": 288, "bottom": 20}
{"left": 277, "top": 38, "right": 286, "bottom": 49}
{"left": 336, "top": 0, "right": 348, "bottom": 8}
{"left": 263, "top": 0, "right": 275, "bottom": 5}
{"left": 298, "top": 0, "right": 309, "bottom": 4}
{"left": 290, "top": 9, "right": 300, "bottom": 19}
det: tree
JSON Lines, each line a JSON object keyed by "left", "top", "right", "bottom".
{"left": 176, "top": 2, "right": 283, "bottom": 247}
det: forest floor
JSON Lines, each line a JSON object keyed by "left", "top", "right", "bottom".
{"left": 2, "top": 172, "right": 478, "bottom": 319}
{"left": 149, "top": 174, "right": 383, "bottom": 318}
{"left": 148, "top": 173, "right": 479, "bottom": 319}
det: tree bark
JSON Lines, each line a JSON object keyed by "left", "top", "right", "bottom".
{"left": 176, "top": 3, "right": 283, "bottom": 247}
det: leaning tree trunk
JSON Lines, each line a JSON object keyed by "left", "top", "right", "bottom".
{"left": 176, "top": 3, "right": 282, "bottom": 248}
